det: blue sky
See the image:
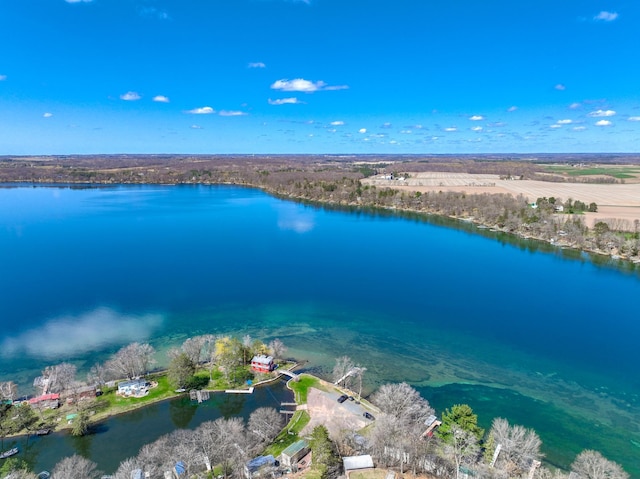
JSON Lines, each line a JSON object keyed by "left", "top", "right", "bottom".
{"left": 1, "top": 0, "right": 639, "bottom": 154}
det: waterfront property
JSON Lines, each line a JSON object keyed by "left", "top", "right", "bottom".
{"left": 251, "top": 355, "right": 276, "bottom": 373}
{"left": 117, "top": 380, "right": 149, "bottom": 398}
{"left": 280, "top": 440, "right": 309, "bottom": 469}
{"left": 28, "top": 393, "right": 60, "bottom": 410}
{"left": 244, "top": 455, "right": 277, "bottom": 479}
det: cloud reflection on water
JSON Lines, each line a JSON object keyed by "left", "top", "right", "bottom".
{"left": 276, "top": 204, "right": 315, "bottom": 233}
{"left": 1, "top": 307, "right": 163, "bottom": 360}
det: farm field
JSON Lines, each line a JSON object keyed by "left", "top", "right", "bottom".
{"left": 362, "top": 172, "right": 640, "bottom": 229}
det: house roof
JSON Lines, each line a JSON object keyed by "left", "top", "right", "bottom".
{"left": 247, "top": 455, "right": 276, "bottom": 472}
{"left": 118, "top": 379, "right": 147, "bottom": 389}
{"left": 251, "top": 355, "right": 274, "bottom": 365}
{"left": 281, "top": 440, "right": 308, "bottom": 457}
{"left": 28, "top": 393, "right": 60, "bottom": 404}
{"left": 343, "top": 455, "right": 374, "bottom": 471}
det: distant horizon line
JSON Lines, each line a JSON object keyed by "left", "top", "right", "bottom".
{"left": 3, "top": 152, "right": 640, "bottom": 159}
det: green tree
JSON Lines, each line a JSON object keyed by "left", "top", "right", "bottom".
{"left": 0, "top": 457, "right": 33, "bottom": 477}
{"left": 436, "top": 404, "right": 484, "bottom": 444}
{"left": 167, "top": 352, "right": 197, "bottom": 389}
{"left": 309, "top": 425, "right": 340, "bottom": 479}
{"left": 71, "top": 410, "right": 90, "bottom": 437}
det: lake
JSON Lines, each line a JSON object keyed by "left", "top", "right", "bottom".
{"left": 1, "top": 185, "right": 639, "bottom": 476}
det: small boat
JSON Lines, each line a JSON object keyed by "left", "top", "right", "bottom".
{"left": 36, "top": 428, "right": 52, "bottom": 436}
{"left": 37, "top": 472, "right": 51, "bottom": 479}
{"left": 0, "top": 447, "right": 18, "bottom": 459}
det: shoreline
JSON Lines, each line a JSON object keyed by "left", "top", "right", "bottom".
{"left": 2, "top": 180, "right": 637, "bottom": 268}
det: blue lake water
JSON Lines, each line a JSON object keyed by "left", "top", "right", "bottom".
{"left": 1, "top": 185, "right": 639, "bottom": 476}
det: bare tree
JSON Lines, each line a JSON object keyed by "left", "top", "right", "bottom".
{"left": 268, "top": 338, "right": 286, "bottom": 360}
{"left": 52, "top": 455, "right": 102, "bottom": 479}
{"left": 242, "top": 334, "right": 253, "bottom": 365}
{"left": 371, "top": 382, "right": 434, "bottom": 423}
{"left": 105, "top": 342, "right": 156, "bottom": 379}
{"left": 33, "top": 363, "right": 77, "bottom": 395}
{"left": 182, "top": 336, "right": 207, "bottom": 366}
{"left": 248, "top": 407, "right": 283, "bottom": 446}
{"left": 332, "top": 356, "right": 355, "bottom": 388}
{"left": 488, "top": 417, "right": 542, "bottom": 476}
{"left": 442, "top": 426, "right": 480, "bottom": 479}
{"left": 87, "top": 362, "right": 110, "bottom": 387}
{"left": 4, "top": 471, "right": 37, "bottom": 479}
{"left": 0, "top": 381, "right": 18, "bottom": 401}
{"left": 571, "top": 450, "right": 629, "bottom": 479}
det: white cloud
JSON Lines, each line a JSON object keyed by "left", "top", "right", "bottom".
{"left": 557, "top": 119, "right": 573, "bottom": 124}
{"left": 555, "top": 84, "right": 566, "bottom": 91}
{"left": 120, "top": 91, "right": 141, "bottom": 101}
{"left": 186, "top": 106, "right": 215, "bottom": 114}
{"left": 268, "top": 97, "right": 302, "bottom": 105}
{"left": 381, "top": 122, "right": 392, "bottom": 128}
{"left": 0, "top": 307, "right": 163, "bottom": 360}
{"left": 270, "top": 78, "right": 348, "bottom": 92}
{"left": 444, "top": 127, "right": 457, "bottom": 132}
{"left": 594, "top": 11, "right": 618, "bottom": 21}
{"left": 219, "top": 110, "right": 247, "bottom": 116}
{"left": 0, "top": 75, "right": 6, "bottom": 81}
{"left": 589, "top": 109, "right": 616, "bottom": 117}
{"left": 471, "top": 126, "right": 483, "bottom": 132}
{"left": 65, "top": 0, "right": 93, "bottom": 3}
{"left": 358, "top": 128, "right": 367, "bottom": 134}
{"left": 507, "top": 106, "right": 518, "bottom": 112}
{"left": 573, "top": 126, "right": 587, "bottom": 131}
{"left": 469, "top": 115, "right": 484, "bottom": 121}
{"left": 138, "top": 6, "right": 170, "bottom": 20}
{"left": 153, "top": 95, "right": 170, "bottom": 103}
{"left": 190, "top": 125, "right": 203, "bottom": 129}
{"left": 595, "top": 120, "right": 612, "bottom": 126}
{"left": 569, "top": 102, "right": 581, "bottom": 109}
{"left": 43, "top": 112, "right": 53, "bottom": 118}
{"left": 248, "top": 62, "right": 266, "bottom": 68}
{"left": 550, "top": 124, "right": 562, "bottom": 129}
{"left": 330, "top": 121, "right": 344, "bottom": 126}
{"left": 628, "top": 116, "right": 640, "bottom": 122}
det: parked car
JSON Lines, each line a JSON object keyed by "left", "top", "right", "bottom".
{"left": 363, "top": 412, "right": 375, "bottom": 420}
{"left": 337, "top": 394, "right": 348, "bottom": 403}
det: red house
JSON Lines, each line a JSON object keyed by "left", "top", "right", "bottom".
{"left": 251, "top": 355, "right": 275, "bottom": 373}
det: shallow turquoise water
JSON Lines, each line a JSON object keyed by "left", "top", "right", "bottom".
{"left": 1, "top": 185, "right": 639, "bottom": 476}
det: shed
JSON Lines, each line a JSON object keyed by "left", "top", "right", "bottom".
{"left": 343, "top": 455, "right": 374, "bottom": 472}
{"left": 280, "top": 440, "right": 309, "bottom": 468}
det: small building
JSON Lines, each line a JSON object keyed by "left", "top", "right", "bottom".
{"left": 422, "top": 415, "right": 442, "bottom": 437}
{"left": 280, "top": 440, "right": 309, "bottom": 468}
{"left": 343, "top": 455, "right": 374, "bottom": 474}
{"left": 28, "top": 393, "right": 60, "bottom": 410}
{"left": 244, "top": 455, "right": 277, "bottom": 478}
{"left": 117, "top": 379, "right": 149, "bottom": 397}
{"left": 251, "top": 355, "right": 275, "bottom": 373}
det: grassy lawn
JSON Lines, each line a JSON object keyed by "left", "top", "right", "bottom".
{"left": 544, "top": 165, "right": 640, "bottom": 179}
{"left": 92, "top": 375, "right": 178, "bottom": 421}
{"left": 289, "top": 374, "right": 327, "bottom": 404}
{"left": 349, "top": 470, "right": 389, "bottom": 479}
{"left": 263, "top": 410, "right": 310, "bottom": 457}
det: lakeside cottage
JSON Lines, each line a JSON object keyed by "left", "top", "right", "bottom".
{"left": 28, "top": 393, "right": 60, "bottom": 409}
{"left": 250, "top": 355, "right": 275, "bottom": 373}
{"left": 280, "top": 440, "right": 309, "bottom": 469}
{"left": 117, "top": 379, "right": 149, "bottom": 398}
